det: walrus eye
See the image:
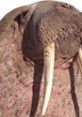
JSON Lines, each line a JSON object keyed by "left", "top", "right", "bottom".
{"left": 41, "top": 42, "right": 55, "bottom": 116}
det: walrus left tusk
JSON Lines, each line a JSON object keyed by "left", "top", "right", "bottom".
{"left": 41, "top": 42, "right": 55, "bottom": 116}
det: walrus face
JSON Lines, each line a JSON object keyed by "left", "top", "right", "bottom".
{"left": 13, "top": 1, "right": 82, "bottom": 116}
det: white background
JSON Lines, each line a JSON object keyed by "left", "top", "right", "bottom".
{"left": 0, "top": 0, "right": 82, "bottom": 20}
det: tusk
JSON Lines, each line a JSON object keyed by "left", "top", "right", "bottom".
{"left": 77, "top": 48, "right": 82, "bottom": 76}
{"left": 41, "top": 42, "right": 55, "bottom": 116}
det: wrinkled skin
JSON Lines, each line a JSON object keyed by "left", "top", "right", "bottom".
{"left": 23, "top": 1, "right": 82, "bottom": 61}
{"left": 0, "top": 1, "right": 82, "bottom": 117}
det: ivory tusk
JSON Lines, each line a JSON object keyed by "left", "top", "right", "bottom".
{"left": 77, "top": 48, "right": 82, "bottom": 76}
{"left": 41, "top": 42, "right": 55, "bottom": 116}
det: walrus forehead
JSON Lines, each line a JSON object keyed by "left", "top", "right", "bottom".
{"left": 32, "top": 0, "right": 80, "bottom": 23}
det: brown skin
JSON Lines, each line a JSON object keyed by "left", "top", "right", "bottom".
{"left": 22, "top": 1, "right": 82, "bottom": 62}
{"left": 1, "top": 1, "right": 81, "bottom": 62}
{"left": 0, "top": 1, "right": 82, "bottom": 117}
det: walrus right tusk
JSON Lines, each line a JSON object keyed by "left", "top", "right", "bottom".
{"left": 77, "top": 48, "right": 82, "bottom": 76}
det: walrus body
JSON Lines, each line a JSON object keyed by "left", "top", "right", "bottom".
{"left": 0, "top": 1, "right": 82, "bottom": 117}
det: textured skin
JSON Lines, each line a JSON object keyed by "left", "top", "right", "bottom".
{"left": 1, "top": 1, "right": 82, "bottom": 62}
{"left": 0, "top": 1, "right": 82, "bottom": 117}
{"left": 2, "top": 1, "right": 81, "bottom": 62}
{"left": 24, "top": 1, "right": 82, "bottom": 62}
